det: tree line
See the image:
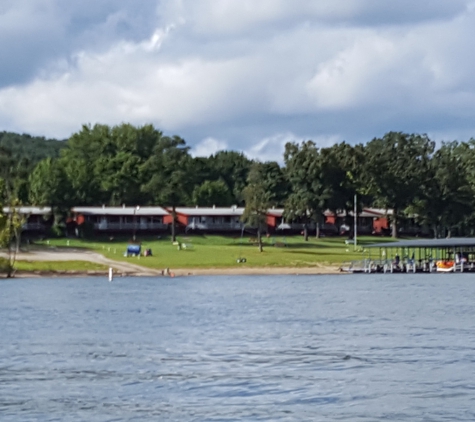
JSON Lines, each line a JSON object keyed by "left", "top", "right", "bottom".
{"left": 1, "top": 124, "right": 475, "bottom": 242}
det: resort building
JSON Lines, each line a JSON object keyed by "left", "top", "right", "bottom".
{"left": 2, "top": 206, "right": 52, "bottom": 233}
{"left": 71, "top": 206, "right": 170, "bottom": 235}
{"left": 3, "top": 204, "right": 401, "bottom": 238}
{"left": 325, "top": 208, "right": 392, "bottom": 235}
{"left": 171, "top": 206, "right": 245, "bottom": 232}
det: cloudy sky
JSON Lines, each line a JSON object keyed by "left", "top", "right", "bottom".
{"left": 1, "top": 0, "right": 475, "bottom": 160}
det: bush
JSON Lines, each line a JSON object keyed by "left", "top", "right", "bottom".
{"left": 0, "top": 257, "right": 13, "bottom": 276}
{"left": 78, "top": 221, "right": 95, "bottom": 239}
{"left": 48, "top": 223, "right": 65, "bottom": 238}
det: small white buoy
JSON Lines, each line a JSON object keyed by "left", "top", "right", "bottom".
{"left": 108, "top": 267, "right": 113, "bottom": 282}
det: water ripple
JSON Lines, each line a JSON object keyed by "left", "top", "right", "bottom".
{"left": 1, "top": 274, "right": 475, "bottom": 420}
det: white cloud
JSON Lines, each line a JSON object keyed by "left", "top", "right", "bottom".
{"left": 244, "top": 133, "right": 297, "bottom": 163}
{"left": 243, "top": 132, "right": 341, "bottom": 163}
{"left": 191, "top": 137, "right": 228, "bottom": 157}
{"left": 161, "top": 0, "right": 469, "bottom": 36}
{"left": 1, "top": 0, "right": 475, "bottom": 151}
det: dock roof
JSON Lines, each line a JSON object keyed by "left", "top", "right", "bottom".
{"left": 368, "top": 238, "right": 475, "bottom": 248}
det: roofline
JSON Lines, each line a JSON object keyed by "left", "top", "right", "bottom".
{"left": 368, "top": 238, "right": 475, "bottom": 248}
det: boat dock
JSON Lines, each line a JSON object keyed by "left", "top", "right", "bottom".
{"left": 340, "top": 238, "right": 475, "bottom": 273}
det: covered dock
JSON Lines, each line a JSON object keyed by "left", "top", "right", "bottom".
{"left": 341, "top": 238, "right": 475, "bottom": 273}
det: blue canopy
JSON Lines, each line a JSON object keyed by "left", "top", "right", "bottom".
{"left": 126, "top": 244, "right": 141, "bottom": 255}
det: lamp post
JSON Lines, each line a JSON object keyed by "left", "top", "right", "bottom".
{"left": 133, "top": 206, "right": 140, "bottom": 241}
{"left": 354, "top": 194, "right": 357, "bottom": 251}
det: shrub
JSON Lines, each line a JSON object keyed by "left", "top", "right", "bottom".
{"left": 78, "top": 221, "right": 95, "bottom": 239}
{"left": 48, "top": 223, "right": 65, "bottom": 238}
{"left": 0, "top": 257, "right": 13, "bottom": 276}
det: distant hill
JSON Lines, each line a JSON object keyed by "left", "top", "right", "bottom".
{"left": 0, "top": 131, "right": 66, "bottom": 163}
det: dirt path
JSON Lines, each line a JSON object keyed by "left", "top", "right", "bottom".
{"left": 0, "top": 248, "right": 163, "bottom": 276}
{"left": 172, "top": 265, "right": 341, "bottom": 276}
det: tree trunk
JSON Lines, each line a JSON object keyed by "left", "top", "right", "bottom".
{"left": 7, "top": 254, "right": 14, "bottom": 278}
{"left": 432, "top": 223, "right": 438, "bottom": 239}
{"left": 316, "top": 214, "right": 322, "bottom": 239}
{"left": 391, "top": 209, "right": 398, "bottom": 238}
{"left": 257, "top": 228, "right": 263, "bottom": 252}
{"left": 303, "top": 224, "right": 308, "bottom": 241}
{"left": 15, "top": 234, "right": 20, "bottom": 254}
{"left": 171, "top": 206, "right": 176, "bottom": 242}
{"left": 8, "top": 246, "right": 16, "bottom": 278}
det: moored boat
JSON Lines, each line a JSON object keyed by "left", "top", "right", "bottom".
{"left": 436, "top": 261, "right": 455, "bottom": 272}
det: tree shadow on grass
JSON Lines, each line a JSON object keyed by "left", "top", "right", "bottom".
{"left": 287, "top": 250, "right": 358, "bottom": 256}
{"left": 30, "top": 244, "right": 91, "bottom": 252}
{"left": 283, "top": 243, "right": 339, "bottom": 249}
{"left": 286, "top": 251, "right": 320, "bottom": 256}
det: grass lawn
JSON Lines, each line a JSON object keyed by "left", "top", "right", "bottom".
{"left": 14, "top": 260, "right": 108, "bottom": 272}
{"left": 34, "top": 234, "right": 397, "bottom": 269}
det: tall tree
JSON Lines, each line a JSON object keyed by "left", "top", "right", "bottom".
{"left": 29, "top": 158, "right": 73, "bottom": 235}
{"left": 363, "top": 132, "right": 435, "bottom": 238}
{"left": 0, "top": 198, "right": 26, "bottom": 277}
{"left": 192, "top": 179, "right": 234, "bottom": 207}
{"left": 410, "top": 141, "right": 473, "bottom": 237}
{"left": 61, "top": 123, "right": 162, "bottom": 205}
{"left": 258, "top": 161, "right": 289, "bottom": 207}
{"left": 141, "top": 136, "right": 192, "bottom": 242}
{"left": 60, "top": 124, "right": 106, "bottom": 205}
{"left": 29, "top": 158, "right": 72, "bottom": 208}
{"left": 319, "top": 142, "right": 370, "bottom": 235}
{"left": 0, "top": 146, "right": 32, "bottom": 203}
{"left": 206, "top": 151, "right": 253, "bottom": 205}
{"left": 241, "top": 163, "right": 272, "bottom": 252}
{"left": 284, "top": 141, "right": 330, "bottom": 239}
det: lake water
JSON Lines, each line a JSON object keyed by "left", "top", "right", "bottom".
{"left": 1, "top": 274, "right": 475, "bottom": 421}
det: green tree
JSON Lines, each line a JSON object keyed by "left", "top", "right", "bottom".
{"left": 0, "top": 131, "right": 64, "bottom": 163}
{"left": 29, "top": 158, "right": 72, "bottom": 207}
{"left": 241, "top": 163, "right": 272, "bottom": 252}
{"left": 0, "top": 198, "right": 25, "bottom": 277}
{"left": 0, "top": 146, "right": 32, "bottom": 203}
{"left": 284, "top": 141, "right": 330, "bottom": 240}
{"left": 61, "top": 123, "right": 162, "bottom": 205}
{"left": 318, "top": 142, "right": 371, "bottom": 235}
{"left": 206, "top": 151, "right": 253, "bottom": 205}
{"left": 410, "top": 141, "right": 473, "bottom": 237}
{"left": 258, "top": 161, "right": 289, "bottom": 207}
{"left": 29, "top": 158, "right": 73, "bottom": 236}
{"left": 192, "top": 179, "right": 234, "bottom": 207}
{"left": 141, "top": 136, "right": 193, "bottom": 242}
{"left": 363, "top": 132, "right": 435, "bottom": 238}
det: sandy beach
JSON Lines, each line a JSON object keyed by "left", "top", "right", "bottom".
{"left": 1, "top": 248, "right": 341, "bottom": 277}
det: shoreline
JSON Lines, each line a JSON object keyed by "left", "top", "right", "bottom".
{"left": 5, "top": 265, "right": 342, "bottom": 278}
{"left": 1, "top": 249, "right": 342, "bottom": 278}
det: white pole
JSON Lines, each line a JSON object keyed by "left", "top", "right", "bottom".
{"left": 354, "top": 194, "right": 357, "bottom": 251}
{"left": 108, "top": 267, "right": 113, "bottom": 282}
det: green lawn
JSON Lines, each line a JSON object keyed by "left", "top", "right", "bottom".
{"left": 34, "top": 234, "right": 397, "bottom": 269}
{"left": 14, "top": 260, "right": 108, "bottom": 272}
